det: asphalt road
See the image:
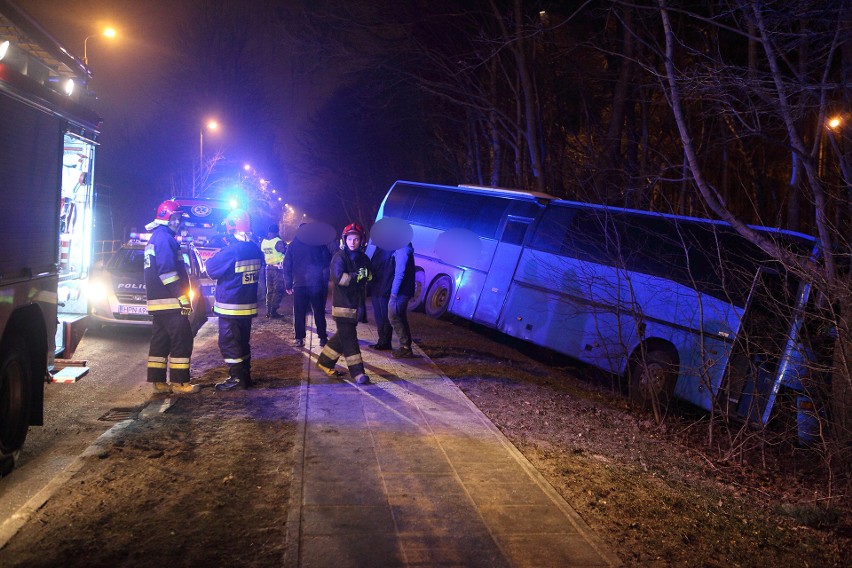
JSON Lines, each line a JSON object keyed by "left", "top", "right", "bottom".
{"left": 0, "top": 323, "right": 159, "bottom": 524}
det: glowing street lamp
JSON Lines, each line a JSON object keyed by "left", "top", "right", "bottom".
{"left": 199, "top": 120, "right": 219, "bottom": 166}
{"left": 194, "top": 120, "right": 220, "bottom": 197}
{"left": 819, "top": 115, "right": 844, "bottom": 178}
{"left": 83, "top": 27, "right": 116, "bottom": 66}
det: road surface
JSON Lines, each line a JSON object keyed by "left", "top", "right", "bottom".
{"left": 0, "top": 323, "right": 160, "bottom": 524}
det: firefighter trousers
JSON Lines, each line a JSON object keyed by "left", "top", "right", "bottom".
{"left": 219, "top": 316, "right": 253, "bottom": 384}
{"left": 317, "top": 318, "right": 364, "bottom": 377}
{"left": 147, "top": 312, "right": 193, "bottom": 383}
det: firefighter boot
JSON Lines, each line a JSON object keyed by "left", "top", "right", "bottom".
{"left": 215, "top": 376, "right": 246, "bottom": 391}
{"left": 316, "top": 362, "right": 341, "bottom": 378}
{"left": 355, "top": 374, "right": 371, "bottom": 385}
{"left": 171, "top": 382, "right": 201, "bottom": 394}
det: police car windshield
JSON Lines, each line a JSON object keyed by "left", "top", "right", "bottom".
{"left": 107, "top": 248, "right": 144, "bottom": 273}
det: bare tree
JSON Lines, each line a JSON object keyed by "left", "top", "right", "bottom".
{"left": 653, "top": 0, "right": 852, "bottom": 488}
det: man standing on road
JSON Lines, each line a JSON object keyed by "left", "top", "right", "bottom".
{"left": 260, "top": 224, "right": 286, "bottom": 318}
{"left": 390, "top": 241, "right": 416, "bottom": 358}
{"left": 283, "top": 223, "right": 332, "bottom": 348}
{"left": 205, "top": 210, "right": 264, "bottom": 391}
{"left": 316, "top": 223, "right": 372, "bottom": 384}
{"left": 144, "top": 200, "right": 199, "bottom": 394}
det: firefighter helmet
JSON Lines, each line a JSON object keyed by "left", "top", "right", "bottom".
{"left": 155, "top": 199, "right": 182, "bottom": 222}
{"left": 341, "top": 222, "right": 365, "bottom": 241}
{"left": 225, "top": 209, "right": 252, "bottom": 234}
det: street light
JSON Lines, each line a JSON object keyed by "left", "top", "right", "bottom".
{"left": 819, "top": 115, "right": 843, "bottom": 178}
{"left": 83, "top": 27, "right": 116, "bottom": 66}
{"left": 194, "top": 120, "right": 219, "bottom": 197}
{"left": 199, "top": 120, "right": 219, "bottom": 166}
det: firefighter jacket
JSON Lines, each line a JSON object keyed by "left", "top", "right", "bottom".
{"left": 205, "top": 238, "right": 264, "bottom": 317}
{"left": 261, "top": 236, "right": 285, "bottom": 267}
{"left": 144, "top": 224, "right": 191, "bottom": 314}
{"left": 330, "top": 248, "right": 371, "bottom": 321}
{"left": 282, "top": 237, "right": 332, "bottom": 289}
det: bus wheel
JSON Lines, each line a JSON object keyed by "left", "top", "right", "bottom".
{"left": 0, "top": 340, "right": 32, "bottom": 465}
{"left": 628, "top": 348, "right": 677, "bottom": 421}
{"left": 408, "top": 269, "right": 426, "bottom": 312}
{"left": 425, "top": 275, "right": 453, "bottom": 319}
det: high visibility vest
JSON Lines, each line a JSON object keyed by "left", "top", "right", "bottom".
{"left": 261, "top": 237, "right": 285, "bottom": 266}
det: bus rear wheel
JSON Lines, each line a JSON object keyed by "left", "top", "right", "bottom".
{"left": 0, "top": 340, "right": 32, "bottom": 467}
{"left": 408, "top": 269, "right": 426, "bottom": 312}
{"left": 425, "top": 275, "right": 453, "bottom": 319}
{"left": 628, "top": 348, "right": 677, "bottom": 420}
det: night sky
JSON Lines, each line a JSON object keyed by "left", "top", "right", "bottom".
{"left": 16, "top": 2, "right": 848, "bottom": 245}
{"left": 23, "top": 0, "right": 352, "bottom": 237}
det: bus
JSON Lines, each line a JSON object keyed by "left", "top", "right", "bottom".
{"left": 375, "top": 181, "right": 822, "bottom": 433}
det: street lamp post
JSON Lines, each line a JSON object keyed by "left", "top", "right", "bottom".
{"left": 83, "top": 28, "right": 116, "bottom": 66}
{"left": 819, "top": 115, "right": 843, "bottom": 179}
{"left": 195, "top": 120, "right": 219, "bottom": 197}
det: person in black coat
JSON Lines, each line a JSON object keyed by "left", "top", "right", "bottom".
{"left": 368, "top": 246, "right": 394, "bottom": 350}
{"left": 283, "top": 224, "right": 333, "bottom": 347}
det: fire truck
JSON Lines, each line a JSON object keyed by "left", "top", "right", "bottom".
{"left": 0, "top": 0, "right": 100, "bottom": 469}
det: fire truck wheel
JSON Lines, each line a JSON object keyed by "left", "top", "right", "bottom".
{"left": 0, "top": 339, "right": 32, "bottom": 464}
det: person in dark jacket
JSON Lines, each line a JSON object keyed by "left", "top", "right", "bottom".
{"left": 283, "top": 224, "right": 333, "bottom": 347}
{"left": 389, "top": 242, "right": 416, "bottom": 358}
{"left": 205, "top": 210, "right": 264, "bottom": 391}
{"left": 144, "top": 200, "right": 199, "bottom": 394}
{"left": 315, "top": 223, "right": 372, "bottom": 385}
{"left": 368, "top": 246, "right": 394, "bottom": 350}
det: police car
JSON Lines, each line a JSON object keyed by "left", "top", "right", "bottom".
{"left": 88, "top": 234, "right": 208, "bottom": 332}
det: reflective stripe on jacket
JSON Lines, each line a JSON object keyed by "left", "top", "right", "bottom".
{"left": 144, "top": 224, "right": 190, "bottom": 314}
{"left": 205, "top": 239, "right": 264, "bottom": 318}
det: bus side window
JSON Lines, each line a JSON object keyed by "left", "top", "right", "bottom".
{"left": 501, "top": 217, "right": 530, "bottom": 245}
{"left": 529, "top": 206, "right": 574, "bottom": 254}
{"left": 470, "top": 197, "right": 510, "bottom": 238}
{"left": 384, "top": 184, "right": 420, "bottom": 219}
{"left": 569, "top": 211, "right": 612, "bottom": 263}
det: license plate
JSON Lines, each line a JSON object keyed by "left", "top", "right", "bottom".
{"left": 119, "top": 305, "right": 148, "bottom": 315}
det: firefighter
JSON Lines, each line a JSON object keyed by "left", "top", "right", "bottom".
{"left": 144, "top": 199, "right": 199, "bottom": 394}
{"left": 205, "top": 209, "right": 264, "bottom": 391}
{"left": 260, "top": 223, "right": 286, "bottom": 318}
{"left": 316, "top": 223, "right": 373, "bottom": 385}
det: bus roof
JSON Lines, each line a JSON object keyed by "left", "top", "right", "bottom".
{"left": 390, "top": 180, "right": 554, "bottom": 203}
{"left": 456, "top": 184, "right": 556, "bottom": 202}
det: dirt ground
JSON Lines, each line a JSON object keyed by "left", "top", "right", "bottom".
{"left": 0, "top": 302, "right": 849, "bottom": 567}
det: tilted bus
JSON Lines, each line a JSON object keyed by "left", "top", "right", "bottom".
{"left": 375, "top": 181, "right": 822, "bottom": 436}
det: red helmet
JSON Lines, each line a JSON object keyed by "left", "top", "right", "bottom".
{"left": 341, "top": 223, "right": 365, "bottom": 240}
{"left": 225, "top": 209, "right": 252, "bottom": 234}
{"left": 155, "top": 199, "right": 182, "bottom": 222}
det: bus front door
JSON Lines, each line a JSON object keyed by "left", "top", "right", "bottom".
{"left": 473, "top": 241, "right": 523, "bottom": 326}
